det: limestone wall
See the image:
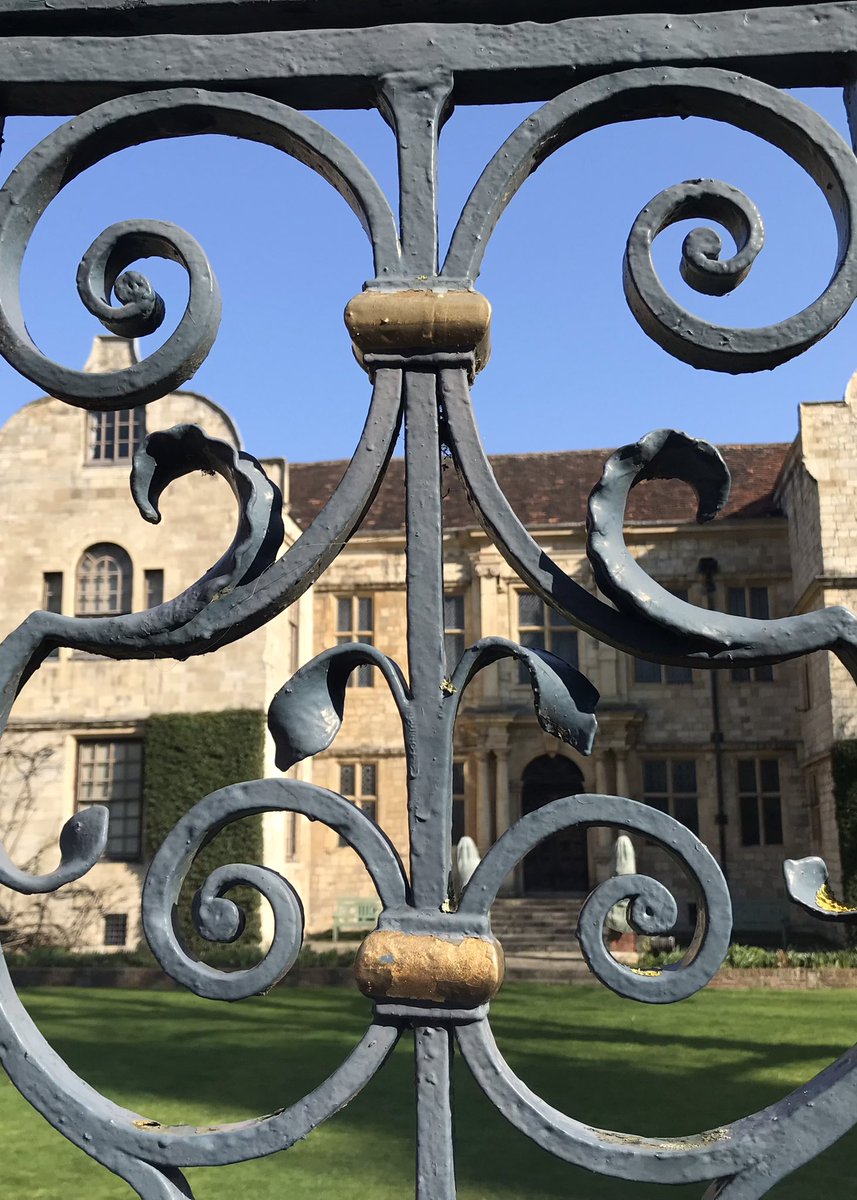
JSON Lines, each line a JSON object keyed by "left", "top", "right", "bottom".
{"left": 0, "top": 337, "right": 304, "bottom": 950}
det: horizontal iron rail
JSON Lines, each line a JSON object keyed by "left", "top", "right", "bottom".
{"left": 0, "top": 3, "right": 854, "bottom": 114}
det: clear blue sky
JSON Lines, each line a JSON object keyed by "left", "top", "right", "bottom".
{"left": 0, "top": 87, "right": 854, "bottom": 462}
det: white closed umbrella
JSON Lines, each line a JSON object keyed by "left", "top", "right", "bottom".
{"left": 454, "top": 836, "right": 481, "bottom": 898}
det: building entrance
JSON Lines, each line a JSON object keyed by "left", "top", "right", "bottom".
{"left": 520, "top": 754, "right": 589, "bottom": 894}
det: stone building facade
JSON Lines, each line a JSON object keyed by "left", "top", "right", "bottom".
{"left": 0, "top": 335, "right": 854, "bottom": 949}
{"left": 0, "top": 338, "right": 312, "bottom": 951}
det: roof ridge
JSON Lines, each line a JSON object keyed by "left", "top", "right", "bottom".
{"left": 289, "top": 441, "right": 791, "bottom": 468}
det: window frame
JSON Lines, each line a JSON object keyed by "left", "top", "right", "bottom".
{"left": 75, "top": 544, "right": 133, "bottom": 618}
{"left": 86, "top": 407, "right": 146, "bottom": 466}
{"left": 515, "top": 591, "right": 579, "bottom": 683}
{"left": 641, "top": 757, "right": 699, "bottom": 835}
{"left": 337, "top": 760, "right": 378, "bottom": 844}
{"left": 443, "top": 593, "right": 466, "bottom": 674}
{"left": 727, "top": 585, "right": 774, "bottom": 682}
{"left": 103, "top": 913, "right": 128, "bottom": 947}
{"left": 75, "top": 737, "right": 144, "bottom": 863}
{"left": 335, "top": 594, "right": 375, "bottom": 687}
{"left": 42, "top": 572, "right": 63, "bottom": 660}
{"left": 633, "top": 588, "right": 693, "bottom": 685}
{"left": 452, "top": 759, "right": 466, "bottom": 845}
{"left": 738, "top": 757, "right": 783, "bottom": 847}
{"left": 144, "top": 569, "right": 164, "bottom": 610}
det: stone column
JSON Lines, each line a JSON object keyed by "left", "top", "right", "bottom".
{"left": 615, "top": 750, "right": 629, "bottom": 798}
{"left": 592, "top": 753, "right": 613, "bottom": 882}
{"left": 493, "top": 747, "right": 513, "bottom": 894}
{"left": 475, "top": 751, "right": 492, "bottom": 853}
{"left": 494, "top": 747, "right": 511, "bottom": 838}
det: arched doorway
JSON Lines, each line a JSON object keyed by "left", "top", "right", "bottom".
{"left": 521, "top": 755, "right": 589, "bottom": 894}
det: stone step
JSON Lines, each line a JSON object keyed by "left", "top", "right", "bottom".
{"left": 499, "top": 936, "right": 580, "bottom": 952}
{"left": 488, "top": 897, "right": 587, "bottom": 955}
{"left": 504, "top": 958, "right": 596, "bottom": 984}
{"left": 493, "top": 919, "right": 582, "bottom": 931}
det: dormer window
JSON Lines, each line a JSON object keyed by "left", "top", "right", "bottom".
{"left": 87, "top": 408, "right": 145, "bottom": 464}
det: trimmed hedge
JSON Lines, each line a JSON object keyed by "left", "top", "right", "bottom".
{"left": 638, "top": 943, "right": 857, "bottom": 970}
{"left": 144, "top": 711, "right": 266, "bottom": 959}
{"left": 832, "top": 740, "right": 857, "bottom": 919}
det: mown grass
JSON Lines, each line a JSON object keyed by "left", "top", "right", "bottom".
{"left": 1, "top": 984, "right": 855, "bottom": 1199}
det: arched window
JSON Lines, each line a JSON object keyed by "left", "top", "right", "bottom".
{"left": 76, "top": 544, "right": 132, "bottom": 617}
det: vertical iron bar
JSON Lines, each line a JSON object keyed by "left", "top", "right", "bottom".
{"left": 403, "top": 369, "right": 449, "bottom": 909}
{"left": 380, "top": 67, "right": 456, "bottom": 907}
{"left": 699, "top": 557, "right": 729, "bottom": 879}
{"left": 380, "top": 71, "right": 459, "bottom": 1200}
{"left": 379, "top": 70, "right": 453, "bottom": 277}
{"left": 415, "top": 1026, "right": 456, "bottom": 1200}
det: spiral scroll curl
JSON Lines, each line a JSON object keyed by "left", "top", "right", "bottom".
{"left": 0, "top": 87, "right": 401, "bottom": 409}
{"left": 459, "top": 793, "right": 731, "bottom": 1003}
{"left": 142, "top": 777, "right": 409, "bottom": 1001}
{"left": 455, "top": 798, "right": 857, "bottom": 1187}
{"left": 0, "top": 777, "right": 406, "bottom": 1187}
{"left": 443, "top": 66, "right": 857, "bottom": 373}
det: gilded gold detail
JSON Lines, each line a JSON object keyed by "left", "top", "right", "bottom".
{"left": 344, "top": 290, "right": 492, "bottom": 374}
{"left": 815, "top": 882, "right": 857, "bottom": 914}
{"left": 354, "top": 930, "right": 504, "bottom": 1005}
{"left": 630, "top": 968, "right": 663, "bottom": 977}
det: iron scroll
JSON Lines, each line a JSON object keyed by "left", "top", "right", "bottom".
{"left": 0, "top": 36, "right": 854, "bottom": 1200}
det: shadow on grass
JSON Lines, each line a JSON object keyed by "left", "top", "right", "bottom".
{"left": 14, "top": 985, "right": 857, "bottom": 1200}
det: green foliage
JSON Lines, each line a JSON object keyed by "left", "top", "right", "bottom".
{"left": 725, "top": 944, "right": 779, "bottom": 969}
{"left": 637, "top": 941, "right": 857, "bottom": 970}
{"left": 832, "top": 740, "right": 857, "bottom": 921}
{"left": 636, "top": 945, "right": 685, "bottom": 969}
{"left": 143, "top": 710, "right": 266, "bottom": 959}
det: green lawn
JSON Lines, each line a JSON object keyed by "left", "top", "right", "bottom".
{"left": 1, "top": 984, "right": 855, "bottom": 1199}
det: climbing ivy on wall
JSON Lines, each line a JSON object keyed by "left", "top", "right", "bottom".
{"left": 144, "top": 710, "right": 265, "bottom": 958}
{"left": 832, "top": 740, "right": 857, "bottom": 916}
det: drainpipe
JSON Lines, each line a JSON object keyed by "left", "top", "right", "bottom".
{"left": 698, "top": 557, "right": 729, "bottom": 880}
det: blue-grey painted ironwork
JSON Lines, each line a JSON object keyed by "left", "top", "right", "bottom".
{"left": 0, "top": 8, "right": 855, "bottom": 1197}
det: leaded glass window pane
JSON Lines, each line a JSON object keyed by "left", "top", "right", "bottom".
{"left": 88, "top": 408, "right": 145, "bottom": 463}
{"left": 76, "top": 740, "right": 143, "bottom": 860}
{"left": 76, "top": 544, "right": 132, "bottom": 616}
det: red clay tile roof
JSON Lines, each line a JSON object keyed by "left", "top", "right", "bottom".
{"left": 288, "top": 443, "right": 789, "bottom": 534}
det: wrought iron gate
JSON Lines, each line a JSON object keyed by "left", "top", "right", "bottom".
{"left": 0, "top": 2, "right": 857, "bottom": 1196}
